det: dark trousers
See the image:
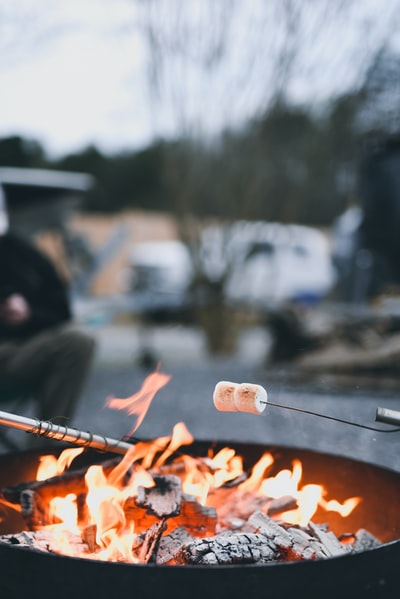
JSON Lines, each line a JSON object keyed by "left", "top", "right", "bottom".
{"left": 0, "top": 325, "right": 96, "bottom": 425}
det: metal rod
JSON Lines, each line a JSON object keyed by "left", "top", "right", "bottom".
{"left": 0, "top": 410, "right": 134, "bottom": 455}
{"left": 264, "top": 402, "right": 400, "bottom": 433}
{"left": 375, "top": 407, "right": 400, "bottom": 427}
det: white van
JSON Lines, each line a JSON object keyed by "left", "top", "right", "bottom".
{"left": 128, "top": 222, "right": 335, "bottom": 312}
{"left": 223, "top": 222, "right": 335, "bottom": 306}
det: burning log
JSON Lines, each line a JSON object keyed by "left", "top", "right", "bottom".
{"left": 306, "top": 520, "right": 351, "bottom": 558}
{"left": 82, "top": 524, "right": 98, "bottom": 553}
{"left": 20, "top": 489, "right": 48, "bottom": 529}
{"left": 134, "top": 475, "right": 182, "bottom": 563}
{"left": 2, "top": 457, "right": 121, "bottom": 504}
{"left": 213, "top": 489, "right": 269, "bottom": 524}
{"left": 0, "top": 510, "right": 383, "bottom": 567}
{"left": 124, "top": 491, "right": 217, "bottom": 536}
{"left": 174, "top": 531, "right": 279, "bottom": 565}
{"left": 178, "top": 493, "right": 217, "bottom": 536}
{"left": 0, "top": 530, "right": 89, "bottom": 556}
{"left": 124, "top": 471, "right": 217, "bottom": 537}
{"left": 267, "top": 495, "right": 298, "bottom": 517}
{"left": 212, "top": 489, "right": 297, "bottom": 526}
{"left": 136, "top": 475, "right": 182, "bottom": 518}
{"left": 170, "top": 510, "right": 378, "bottom": 566}
{"left": 138, "top": 520, "right": 167, "bottom": 564}
{"left": 156, "top": 526, "right": 196, "bottom": 564}
{"left": 2, "top": 457, "right": 122, "bottom": 529}
{"left": 249, "top": 512, "right": 350, "bottom": 560}
{"left": 343, "top": 528, "right": 382, "bottom": 553}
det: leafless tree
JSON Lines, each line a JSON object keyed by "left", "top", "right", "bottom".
{"left": 134, "top": 0, "right": 400, "bottom": 352}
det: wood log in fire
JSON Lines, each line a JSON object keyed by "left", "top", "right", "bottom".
{"left": 156, "top": 526, "right": 196, "bottom": 564}
{"left": 341, "top": 528, "right": 382, "bottom": 553}
{"left": 135, "top": 475, "right": 182, "bottom": 518}
{"left": 1, "top": 457, "right": 121, "bottom": 504}
{"left": 173, "top": 531, "right": 279, "bottom": 565}
{"left": 0, "top": 505, "right": 382, "bottom": 566}
{"left": 249, "top": 511, "right": 349, "bottom": 560}
{"left": 20, "top": 489, "right": 49, "bottom": 529}
{"left": 138, "top": 520, "right": 167, "bottom": 564}
{"left": 124, "top": 491, "right": 217, "bottom": 537}
{"left": 0, "top": 529, "right": 90, "bottom": 556}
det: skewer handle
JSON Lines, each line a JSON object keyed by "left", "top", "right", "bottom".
{"left": 376, "top": 407, "right": 400, "bottom": 427}
{"left": 0, "top": 410, "right": 134, "bottom": 455}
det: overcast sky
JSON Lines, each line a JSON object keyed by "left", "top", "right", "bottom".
{"left": 0, "top": 0, "right": 399, "bottom": 158}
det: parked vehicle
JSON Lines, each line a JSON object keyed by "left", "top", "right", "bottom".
{"left": 127, "top": 221, "right": 336, "bottom": 316}
{"left": 222, "top": 221, "right": 335, "bottom": 307}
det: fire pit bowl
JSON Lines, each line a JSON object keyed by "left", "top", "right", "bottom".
{"left": 0, "top": 441, "right": 399, "bottom": 599}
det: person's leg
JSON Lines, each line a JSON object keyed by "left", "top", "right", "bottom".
{"left": 0, "top": 326, "right": 96, "bottom": 424}
{"left": 34, "top": 327, "right": 96, "bottom": 423}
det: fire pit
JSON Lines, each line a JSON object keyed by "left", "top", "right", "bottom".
{"left": 0, "top": 438, "right": 398, "bottom": 599}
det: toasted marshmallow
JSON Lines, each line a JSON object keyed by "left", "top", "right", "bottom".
{"left": 213, "top": 381, "right": 267, "bottom": 415}
{"left": 234, "top": 383, "right": 267, "bottom": 414}
{"left": 213, "top": 381, "right": 239, "bottom": 412}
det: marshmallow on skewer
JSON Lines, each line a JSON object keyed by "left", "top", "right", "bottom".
{"left": 213, "top": 381, "right": 267, "bottom": 415}
{"left": 213, "top": 381, "right": 239, "bottom": 412}
{"left": 234, "top": 383, "right": 267, "bottom": 415}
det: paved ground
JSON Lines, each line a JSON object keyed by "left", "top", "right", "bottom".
{"left": 1, "top": 323, "right": 399, "bottom": 472}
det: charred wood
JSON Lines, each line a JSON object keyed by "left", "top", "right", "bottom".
{"left": 306, "top": 521, "right": 350, "bottom": 558}
{"left": 249, "top": 511, "right": 349, "bottom": 560}
{"left": 82, "top": 524, "right": 98, "bottom": 553}
{"left": 125, "top": 492, "right": 217, "bottom": 537}
{"left": 174, "top": 531, "right": 279, "bottom": 565}
{"left": 20, "top": 489, "right": 48, "bottom": 530}
{"left": 138, "top": 519, "right": 167, "bottom": 564}
{"left": 344, "top": 528, "right": 382, "bottom": 553}
{"left": 136, "top": 475, "right": 181, "bottom": 518}
{"left": 248, "top": 512, "right": 293, "bottom": 550}
{"left": 212, "top": 489, "right": 270, "bottom": 523}
{"left": 178, "top": 493, "right": 217, "bottom": 536}
{"left": 0, "top": 530, "right": 89, "bottom": 556}
{"left": 156, "top": 526, "right": 195, "bottom": 565}
{"left": 2, "top": 457, "right": 121, "bottom": 504}
{"left": 266, "top": 495, "right": 298, "bottom": 517}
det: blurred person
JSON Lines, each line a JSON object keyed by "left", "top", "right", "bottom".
{"left": 0, "top": 194, "right": 96, "bottom": 433}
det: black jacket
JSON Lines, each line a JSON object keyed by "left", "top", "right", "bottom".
{"left": 0, "top": 232, "right": 72, "bottom": 340}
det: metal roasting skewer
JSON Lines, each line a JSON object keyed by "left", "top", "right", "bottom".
{"left": 0, "top": 410, "right": 134, "bottom": 455}
{"left": 0, "top": 401, "right": 399, "bottom": 459}
{"left": 263, "top": 401, "right": 400, "bottom": 432}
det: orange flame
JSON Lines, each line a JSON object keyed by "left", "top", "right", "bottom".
{"left": 320, "top": 495, "right": 361, "bottom": 517}
{"left": 48, "top": 493, "right": 79, "bottom": 532}
{"left": 153, "top": 422, "right": 193, "bottom": 468}
{"left": 32, "top": 435, "right": 363, "bottom": 563}
{"left": 36, "top": 447, "right": 84, "bottom": 481}
{"left": 105, "top": 369, "right": 171, "bottom": 435}
{"left": 84, "top": 465, "right": 138, "bottom": 562}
